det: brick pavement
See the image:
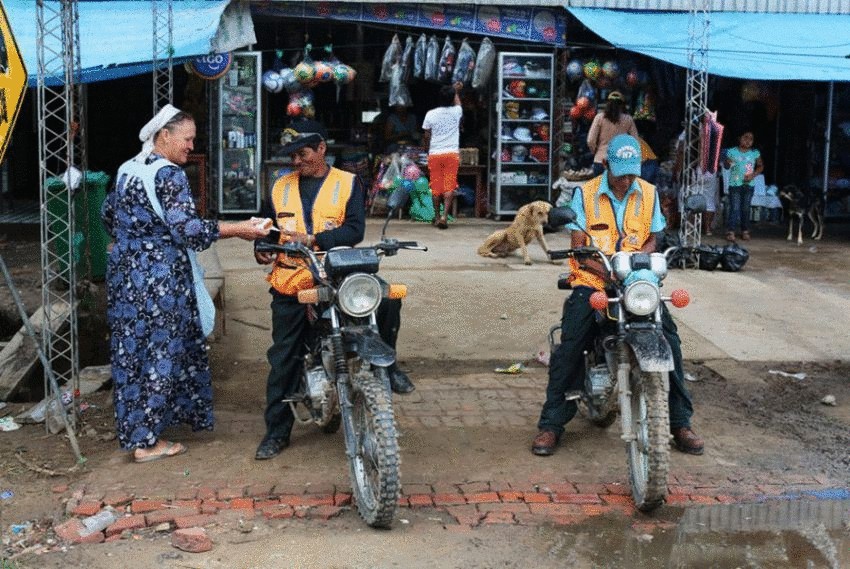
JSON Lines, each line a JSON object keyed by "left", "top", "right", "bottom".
{"left": 53, "top": 473, "right": 849, "bottom": 544}
{"left": 46, "top": 369, "right": 850, "bottom": 545}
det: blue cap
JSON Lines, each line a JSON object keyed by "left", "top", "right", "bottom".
{"left": 606, "top": 134, "right": 642, "bottom": 177}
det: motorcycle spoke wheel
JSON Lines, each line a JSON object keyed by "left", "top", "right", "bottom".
{"left": 348, "top": 367, "right": 400, "bottom": 528}
{"left": 625, "top": 369, "right": 670, "bottom": 512}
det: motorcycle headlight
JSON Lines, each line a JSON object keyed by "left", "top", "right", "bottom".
{"left": 337, "top": 274, "right": 382, "bottom": 317}
{"left": 623, "top": 281, "right": 660, "bottom": 316}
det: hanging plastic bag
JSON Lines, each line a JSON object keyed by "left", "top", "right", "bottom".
{"left": 388, "top": 63, "right": 412, "bottom": 107}
{"left": 399, "top": 36, "right": 415, "bottom": 83}
{"left": 452, "top": 38, "right": 476, "bottom": 85}
{"left": 424, "top": 35, "right": 440, "bottom": 82}
{"left": 413, "top": 34, "right": 427, "bottom": 80}
{"left": 471, "top": 38, "right": 495, "bottom": 90}
{"left": 576, "top": 79, "right": 597, "bottom": 106}
{"left": 437, "top": 36, "right": 456, "bottom": 83}
{"left": 380, "top": 34, "right": 402, "bottom": 83}
{"left": 380, "top": 154, "right": 403, "bottom": 190}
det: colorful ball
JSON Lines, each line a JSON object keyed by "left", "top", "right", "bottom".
{"left": 401, "top": 179, "right": 415, "bottom": 192}
{"left": 294, "top": 61, "right": 316, "bottom": 84}
{"left": 583, "top": 60, "right": 601, "bottom": 81}
{"left": 575, "top": 96, "right": 591, "bottom": 110}
{"left": 414, "top": 176, "right": 430, "bottom": 193}
{"left": 601, "top": 61, "right": 620, "bottom": 79}
{"left": 566, "top": 59, "right": 583, "bottom": 82}
{"left": 262, "top": 70, "right": 284, "bottom": 93}
{"left": 286, "top": 102, "right": 302, "bottom": 116}
{"left": 625, "top": 69, "right": 640, "bottom": 87}
{"left": 346, "top": 67, "right": 357, "bottom": 83}
{"left": 583, "top": 107, "right": 597, "bottom": 121}
{"left": 314, "top": 62, "right": 334, "bottom": 83}
{"left": 279, "top": 68, "right": 301, "bottom": 93}
{"left": 392, "top": 175, "right": 404, "bottom": 189}
{"left": 569, "top": 105, "right": 582, "bottom": 120}
{"left": 332, "top": 64, "right": 350, "bottom": 84}
{"left": 403, "top": 163, "right": 421, "bottom": 180}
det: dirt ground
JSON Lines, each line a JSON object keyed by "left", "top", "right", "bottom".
{"left": 1, "top": 219, "right": 849, "bottom": 567}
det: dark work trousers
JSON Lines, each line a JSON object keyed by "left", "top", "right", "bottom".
{"left": 537, "top": 286, "right": 694, "bottom": 437}
{"left": 263, "top": 292, "right": 403, "bottom": 441}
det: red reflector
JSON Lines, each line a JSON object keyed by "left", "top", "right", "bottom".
{"left": 670, "top": 289, "right": 690, "bottom": 308}
{"left": 589, "top": 291, "right": 609, "bottom": 310}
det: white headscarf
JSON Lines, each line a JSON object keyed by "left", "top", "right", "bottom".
{"left": 134, "top": 103, "right": 182, "bottom": 162}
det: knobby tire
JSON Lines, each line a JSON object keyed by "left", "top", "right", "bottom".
{"left": 626, "top": 369, "right": 670, "bottom": 512}
{"left": 348, "top": 367, "right": 401, "bottom": 528}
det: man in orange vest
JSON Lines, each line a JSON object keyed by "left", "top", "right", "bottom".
{"left": 253, "top": 119, "right": 413, "bottom": 461}
{"left": 531, "top": 134, "right": 704, "bottom": 457}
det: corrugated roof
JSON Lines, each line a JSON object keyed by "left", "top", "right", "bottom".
{"left": 564, "top": 0, "right": 850, "bottom": 14}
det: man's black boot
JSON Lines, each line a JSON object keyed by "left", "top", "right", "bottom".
{"left": 389, "top": 368, "right": 415, "bottom": 394}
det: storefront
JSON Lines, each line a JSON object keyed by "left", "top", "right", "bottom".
{"left": 567, "top": 6, "right": 850, "bottom": 220}
{"left": 205, "top": 1, "right": 568, "bottom": 217}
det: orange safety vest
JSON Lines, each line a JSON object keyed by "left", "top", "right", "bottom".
{"left": 267, "top": 167, "right": 354, "bottom": 296}
{"left": 568, "top": 175, "right": 656, "bottom": 291}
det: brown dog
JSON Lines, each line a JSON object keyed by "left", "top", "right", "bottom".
{"left": 477, "top": 200, "right": 552, "bottom": 265}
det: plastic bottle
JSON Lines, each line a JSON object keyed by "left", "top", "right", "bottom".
{"left": 80, "top": 508, "right": 118, "bottom": 535}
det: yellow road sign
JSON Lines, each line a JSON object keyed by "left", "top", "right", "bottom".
{"left": 0, "top": 0, "right": 26, "bottom": 165}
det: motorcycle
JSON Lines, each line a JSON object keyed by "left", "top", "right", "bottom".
{"left": 255, "top": 189, "right": 425, "bottom": 528}
{"left": 546, "top": 206, "right": 691, "bottom": 511}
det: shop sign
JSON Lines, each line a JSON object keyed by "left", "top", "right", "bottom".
{"left": 189, "top": 52, "right": 233, "bottom": 80}
{"left": 257, "top": 3, "right": 566, "bottom": 47}
{"left": 0, "top": 0, "right": 26, "bottom": 166}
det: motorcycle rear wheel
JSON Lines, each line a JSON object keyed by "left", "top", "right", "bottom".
{"left": 625, "top": 368, "right": 670, "bottom": 512}
{"left": 346, "top": 367, "right": 401, "bottom": 528}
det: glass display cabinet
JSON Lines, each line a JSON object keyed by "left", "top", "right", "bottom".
{"left": 489, "top": 51, "right": 554, "bottom": 217}
{"left": 217, "top": 51, "right": 262, "bottom": 214}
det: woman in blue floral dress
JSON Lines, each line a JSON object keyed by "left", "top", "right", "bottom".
{"left": 102, "top": 105, "right": 269, "bottom": 463}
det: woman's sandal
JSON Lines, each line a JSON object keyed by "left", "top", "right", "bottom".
{"left": 134, "top": 441, "right": 187, "bottom": 463}
{"left": 725, "top": 231, "right": 736, "bottom": 242}
{"left": 741, "top": 231, "right": 751, "bottom": 241}
{"left": 436, "top": 219, "right": 448, "bottom": 230}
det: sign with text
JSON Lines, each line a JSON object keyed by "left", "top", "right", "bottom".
{"left": 0, "top": 0, "right": 25, "bottom": 165}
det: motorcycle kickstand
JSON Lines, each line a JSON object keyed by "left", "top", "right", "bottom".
{"left": 284, "top": 400, "right": 315, "bottom": 425}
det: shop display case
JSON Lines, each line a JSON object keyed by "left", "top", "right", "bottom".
{"left": 217, "top": 51, "right": 262, "bottom": 214}
{"left": 489, "top": 52, "right": 554, "bottom": 217}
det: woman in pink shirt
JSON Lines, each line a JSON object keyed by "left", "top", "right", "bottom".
{"left": 587, "top": 91, "right": 638, "bottom": 176}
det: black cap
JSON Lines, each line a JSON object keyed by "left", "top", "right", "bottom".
{"left": 279, "top": 118, "right": 327, "bottom": 155}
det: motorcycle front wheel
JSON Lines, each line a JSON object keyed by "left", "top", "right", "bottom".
{"left": 345, "top": 366, "right": 401, "bottom": 528}
{"left": 625, "top": 368, "right": 670, "bottom": 512}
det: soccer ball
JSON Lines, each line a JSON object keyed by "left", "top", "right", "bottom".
{"left": 602, "top": 61, "right": 620, "bottom": 79}
{"left": 314, "top": 62, "right": 334, "bottom": 83}
{"left": 262, "top": 71, "right": 283, "bottom": 93}
{"left": 566, "top": 59, "right": 583, "bottom": 82}
{"left": 294, "top": 61, "right": 316, "bottom": 84}
{"left": 583, "top": 60, "right": 601, "bottom": 81}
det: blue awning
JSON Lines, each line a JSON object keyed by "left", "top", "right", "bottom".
{"left": 6, "top": 0, "right": 239, "bottom": 87}
{"left": 568, "top": 8, "right": 850, "bottom": 81}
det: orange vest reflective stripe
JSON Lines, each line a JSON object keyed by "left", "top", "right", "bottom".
{"left": 267, "top": 167, "right": 354, "bottom": 295}
{"left": 568, "top": 175, "right": 656, "bottom": 291}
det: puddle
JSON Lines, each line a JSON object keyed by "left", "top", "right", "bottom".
{"left": 545, "top": 499, "right": 850, "bottom": 569}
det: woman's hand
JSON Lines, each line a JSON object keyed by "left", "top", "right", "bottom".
{"left": 220, "top": 219, "right": 271, "bottom": 240}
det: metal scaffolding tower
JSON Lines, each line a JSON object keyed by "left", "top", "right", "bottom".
{"left": 679, "top": 0, "right": 710, "bottom": 262}
{"left": 36, "top": 0, "right": 83, "bottom": 432}
{"left": 152, "top": 0, "right": 174, "bottom": 113}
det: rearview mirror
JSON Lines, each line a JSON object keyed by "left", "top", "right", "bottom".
{"left": 547, "top": 206, "right": 577, "bottom": 230}
{"left": 387, "top": 186, "right": 410, "bottom": 213}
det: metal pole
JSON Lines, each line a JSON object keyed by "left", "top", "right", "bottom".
{"left": 0, "top": 255, "right": 85, "bottom": 464}
{"left": 822, "top": 81, "right": 834, "bottom": 202}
